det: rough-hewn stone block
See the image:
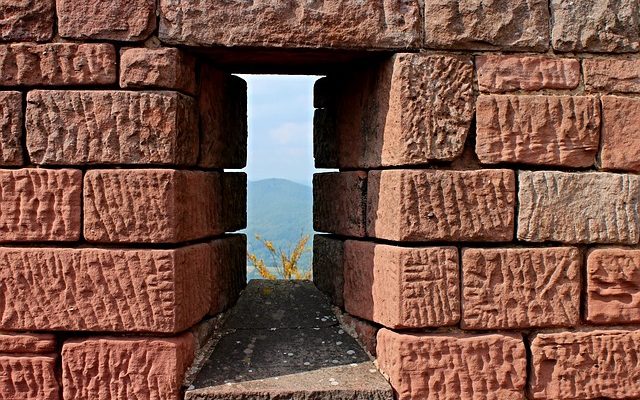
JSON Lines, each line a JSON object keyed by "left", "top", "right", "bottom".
{"left": 476, "top": 95, "right": 601, "bottom": 167}
{"left": 0, "top": 169, "right": 81, "bottom": 242}
{"left": 377, "top": 329, "right": 527, "bottom": 400}
{"left": 159, "top": 0, "right": 422, "bottom": 50}
{"left": 518, "top": 171, "right": 640, "bottom": 244}
{"left": 313, "top": 172, "right": 367, "bottom": 237}
{"left": 0, "top": 355, "right": 59, "bottom": 400}
{"left": 26, "top": 90, "right": 198, "bottom": 166}
{"left": 530, "top": 330, "right": 640, "bottom": 399}
{"left": 424, "top": 0, "right": 549, "bottom": 51}
{"left": 600, "top": 96, "right": 640, "bottom": 172}
{"left": 120, "top": 48, "right": 196, "bottom": 95}
{"left": 209, "top": 235, "right": 247, "bottom": 316}
{"left": 587, "top": 249, "right": 640, "bottom": 324}
{"left": 62, "top": 334, "right": 194, "bottom": 400}
{"left": 367, "top": 169, "right": 515, "bottom": 242}
{"left": 0, "top": 245, "right": 211, "bottom": 333}
{"left": 0, "top": 43, "right": 116, "bottom": 86}
{"left": 345, "top": 241, "right": 459, "bottom": 329}
{"left": 462, "top": 248, "right": 581, "bottom": 330}
{"left": 551, "top": 0, "right": 640, "bottom": 52}
{"left": 585, "top": 59, "right": 640, "bottom": 93}
{"left": 57, "top": 0, "right": 156, "bottom": 41}
{"left": 220, "top": 173, "right": 247, "bottom": 232}
{"left": 0, "top": 333, "right": 56, "bottom": 354}
{"left": 313, "top": 235, "right": 345, "bottom": 307}
{"left": 476, "top": 55, "right": 580, "bottom": 92}
{"left": 0, "top": 92, "right": 23, "bottom": 166}
{"left": 0, "top": 0, "right": 54, "bottom": 42}
{"left": 84, "top": 170, "right": 224, "bottom": 244}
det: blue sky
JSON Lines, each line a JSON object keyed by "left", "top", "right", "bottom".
{"left": 238, "top": 74, "right": 320, "bottom": 186}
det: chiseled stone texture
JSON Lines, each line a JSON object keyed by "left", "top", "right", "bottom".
{"left": 120, "top": 48, "right": 196, "bottom": 95}
{"left": 0, "top": 0, "right": 54, "bottom": 42}
{"left": 518, "top": 171, "right": 640, "bottom": 244}
{"left": 585, "top": 58, "right": 640, "bottom": 93}
{"left": 84, "top": 170, "right": 223, "bottom": 244}
{"left": 27, "top": 90, "right": 198, "bottom": 166}
{"left": 587, "top": 249, "right": 640, "bottom": 324}
{"left": 530, "top": 330, "right": 640, "bottom": 399}
{"left": 62, "top": 334, "right": 195, "bottom": 400}
{"left": 0, "top": 245, "right": 211, "bottom": 333}
{"left": 313, "top": 172, "right": 367, "bottom": 237}
{"left": 424, "top": 0, "right": 549, "bottom": 51}
{"left": 209, "top": 235, "right": 247, "bottom": 316}
{"left": 313, "top": 235, "right": 345, "bottom": 308}
{"left": 377, "top": 329, "right": 527, "bottom": 400}
{"left": 476, "top": 95, "right": 601, "bottom": 167}
{"left": 476, "top": 55, "right": 580, "bottom": 93}
{"left": 367, "top": 169, "right": 515, "bottom": 242}
{"left": 344, "top": 241, "right": 460, "bottom": 329}
{"left": 57, "top": 0, "right": 156, "bottom": 41}
{"left": 159, "top": 0, "right": 422, "bottom": 50}
{"left": 462, "top": 248, "right": 581, "bottom": 330}
{"left": 600, "top": 96, "right": 640, "bottom": 172}
{"left": 0, "top": 333, "right": 56, "bottom": 354}
{"left": 0, "top": 169, "right": 81, "bottom": 242}
{"left": 0, "top": 43, "right": 116, "bottom": 86}
{"left": 551, "top": 0, "right": 640, "bottom": 52}
{"left": 0, "top": 355, "right": 59, "bottom": 400}
{"left": 0, "top": 92, "right": 23, "bottom": 165}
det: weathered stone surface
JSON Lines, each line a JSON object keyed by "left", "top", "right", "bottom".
{"left": 120, "top": 48, "right": 196, "bottom": 95}
{"left": 220, "top": 173, "right": 247, "bottom": 232}
{"left": 84, "top": 170, "right": 224, "bottom": 243}
{"left": 585, "top": 58, "right": 640, "bottom": 93}
{"left": 26, "top": 90, "right": 198, "bottom": 166}
{"left": 344, "top": 241, "right": 459, "bottom": 329}
{"left": 367, "top": 169, "right": 515, "bottom": 242}
{"left": 551, "top": 0, "right": 640, "bottom": 52}
{"left": 0, "top": 0, "right": 53, "bottom": 41}
{"left": 314, "top": 172, "right": 367, "bottom": 237}
{"left": 57, "top": 0, "right": 156, "bottom": 41}
{"left": 587, "top": 249, "right": 640, "bottom": 324}
{"left": 62, "top": 334, "right": 195, "bottom": 400}
{"left": 476, "top": 95, "right": 601, "bottom": 167}
{"left": 335, "top": 310, "right": 379, "bottom": 357}
{"left": 476, "top": 55, "right": 580, "bottom": 92}
{"left": 313, "top": 235, "right": 345, "bottom": 307}
{"left": 0, "top": 43, "right": 116, "bottom": 86}
{"left": 600, "top": 96, "right": 640, "bottom": 172}
{"left": 424, "top": 0, "right": 549, "bottom": 51}
{"left": 0, "top": 169, "right": 81, "bottom": 242}
{"left": 0, "top": 92, "right": 23, "bottom": 165}
{"left": 199, "top": 65, "right": 247, "bottom": 168}
{"left": 0, "top": 245, "right": 211, "bottom": 333}
{"left": 0, "top": 333, "right": 56, "bottom": 354}
{"left": 377, "top": 329, "right": 527, "bottom": 400}
{"left": 159, "top": 0, "right": 422, "bottom": 50}
{"left": 518, "top": 171, "right": 640, "bottom": 244}
{"left": 530, "top": 330, "right": 640, "bottom": 399}
{"left": 209, "top": 235, "right": 247, "bottom": 316}
{"left": 462, "top": 248, "right": 581, "bottom": 330}
{"left": 0, "top": 355, "right": 59, "bottom": 400}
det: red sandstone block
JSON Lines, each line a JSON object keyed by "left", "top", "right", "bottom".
{"left": 530, "top": 330, "right": 640, "bottom": 399}
{"left": 462, "top": 248, "right": 581, "bottom": 330}
{"left": 0, "top": 245, "right": 212, "bottom": 333}
{"left": 62, "top": 333, "right": 195, "bottom": 400}
{"left": 313, "top": 235, "right": 345, "bottom": 307}
{"left": 84, "top": 169, "right": 224, "bottom": 244}
{"left": 313, "top": 172, "right": 367, "bottom": 237}
{"left": 0, "top": 333, "right": 56, "bottom": 354}
{"left": 0, "top": 355, "right": 59, "bottom": 400}
{"left": 585, "top": 58, "right": 640, "bottom": 93}
{"left": 209, "top": 235, "right": 247, "bottom": 316}
{"left": 0, "top": 0, "right": 53, "bottom": 42}
{"left": 0, "top": 92, "right": 23, "bottom": 166}
{"left": 601, "top": 96, "right": 640, "bottom": 172}
{"left": 476, "top": 55, "right": 580, "bottom": 92}
{"left": 476, "top": 95, "right": 601, "bottom": 167}
{"left": 0, "top": 43, "right": 116, "bottom": 86}
{"left": 220, "top": 173, "right": 247, "bottom": 232}
{"left": 344, "top": 241, "right": 459, "bottom": 329}
{"left": 120, "top": 48, "right": 197, "bottom": 95}
{"left": 0, "top": 169, "right": 81, "bottom": 242}
{"left": 377, "top": 329, "right": 527, "bottom": 400}
{"left": 587, "top": 249, "right": 640, "bottom": 324}
{"left": 57, "top": 0, "right": 156, "bottom": 41}
{"left": 367, "top": 169, "right": 515, "bottom": 242}
{"left": 26, "top": 90, "right": 198, "bottom": 166}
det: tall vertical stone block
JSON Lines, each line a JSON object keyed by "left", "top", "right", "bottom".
{"left": 313, "top": 172, "right": 367, "bottom": 237}
{"left": 0, "top": 92, "right": 23, "bottom": 166}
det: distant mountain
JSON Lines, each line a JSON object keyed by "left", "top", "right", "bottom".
{"left": 245, "top": 179, "right": 313, "bottom": 280}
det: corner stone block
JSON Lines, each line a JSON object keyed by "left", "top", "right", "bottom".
{"left": 0, "top": 333, "right": 56, "bottom": 354}
{"left": 62, "top": 333, "right": 195, "bottom": 400}
{"left": 0, "top": 355, "right": 59, "bottom": 400}
{"left": 462, "top": 248, "right": 581, "bottom": 330}
{"left": 0, "top": 0, "right": 54, "bottom": 42}
{"left": 518, "top": 171, "right": 640, "bottom": 244}
{"left": 313, "top": 172, "right": 367, "bottom": 237}
{"left": 344, "top": 241, "right": 460, "bottom": 329}
{"left": 209, "top": 235, "right": 247, "bottom": 316}
{"left": 530, "top": 330, "right": 640, "bottom": 399}
{"left": 367, "top": 169, "right": 515, "bottom": 242}
{"left": 377, "top": 329, "right": 527, "bottom": 400}
{"left": 600, "top": 96, "right": 640, "bottom": 172}
{"left": 0, "top": 92, "right": 23, "bottom": 166}
{"left": 313, "top": 235, "right": 345, "bottom": 308}
{"left": 120, "top": 47, "right": 197, "bottom": 95}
